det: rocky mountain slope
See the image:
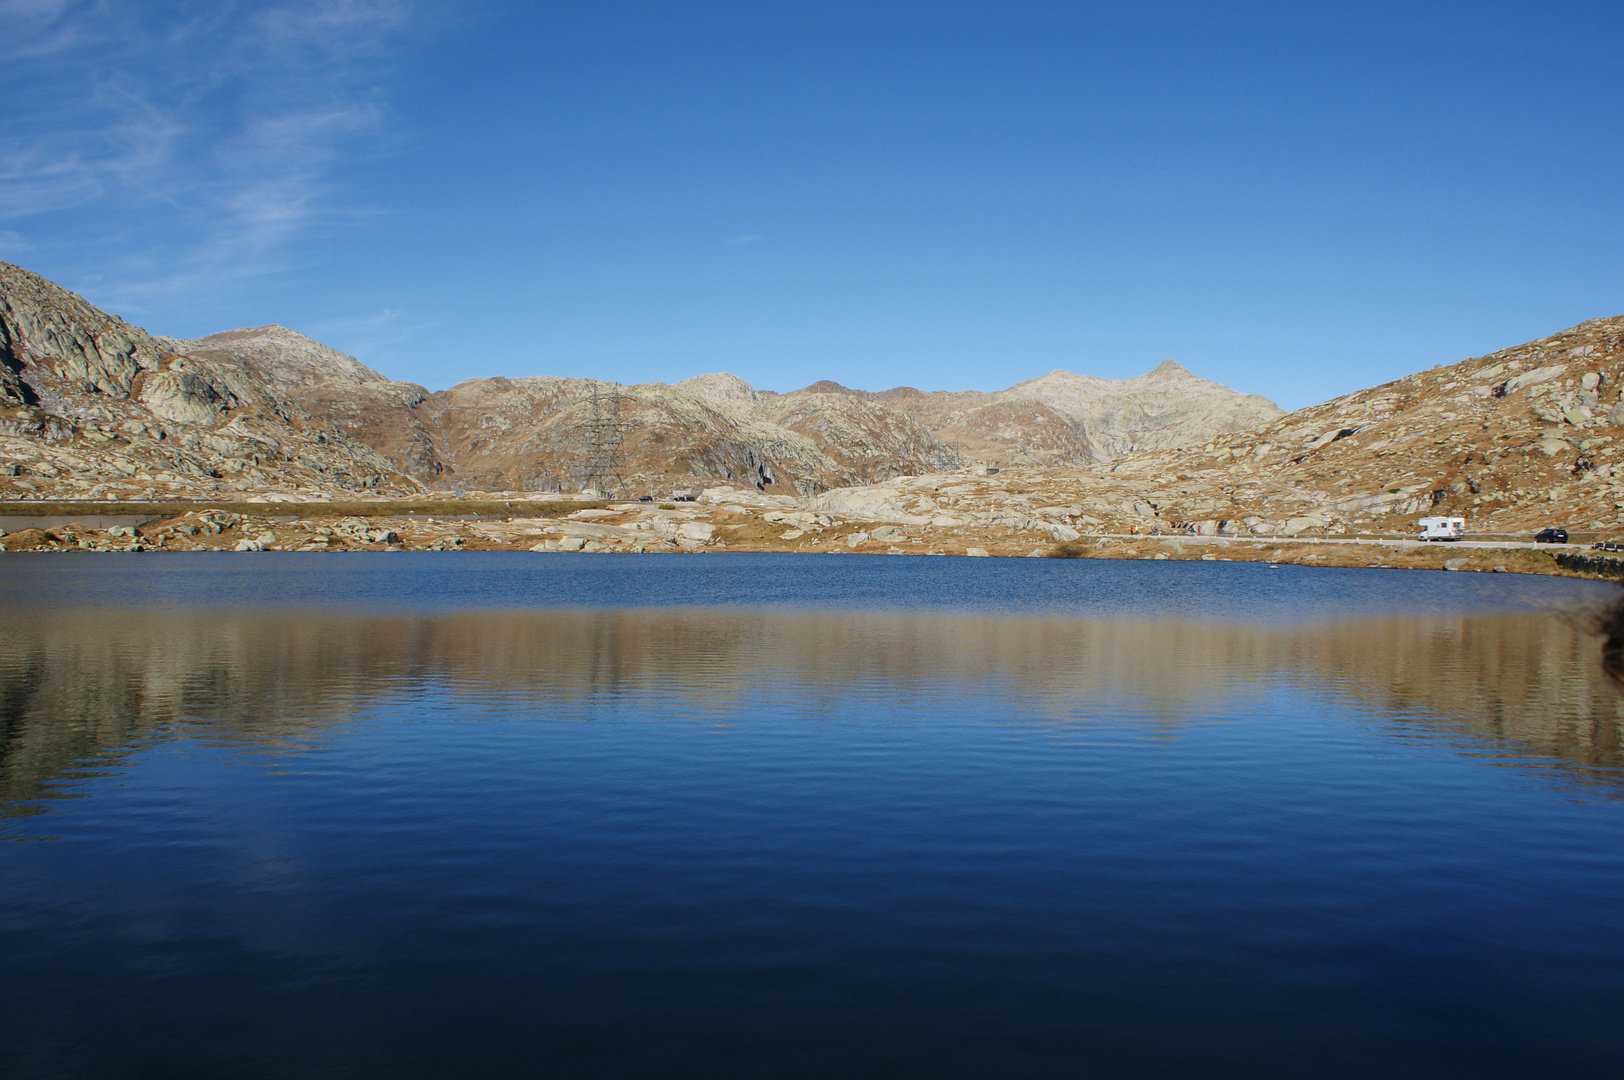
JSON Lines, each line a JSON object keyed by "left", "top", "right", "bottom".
{"left": 166, "top": 325, "right": 448, "bottom": 480}
{"left": 1102, "top": 313, "right": 1624, "bottom": 537}
{"left": 0, "top": 263, "right": 424, "bottom": 501}
{"left": 817, "top": 359, "right": 1285, "bottom": 466}
{"left": 719, "top": 311, "right": 1623, "bottom": 546}
{"left": 415, "top": 371, "right": 958, "bottom": 496}
{"left": 0, "top": 261, "right": 1281, "bottom": 500}
{"left": 11, "top": 255, "right": 1618, "bottom": 550}
{"left": 178, "top": 330, "right": 1279, "bottom": 496}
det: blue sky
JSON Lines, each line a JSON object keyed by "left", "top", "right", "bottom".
{"left": 3, "top": 2, "right": 1621, "bottom": 409}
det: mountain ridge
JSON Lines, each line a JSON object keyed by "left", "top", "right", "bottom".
{"left": 22, "top": 257, "right": 1620, "bottom": 549}
{"left": 0, "top": 260, "right": 1282, "bottom": 496}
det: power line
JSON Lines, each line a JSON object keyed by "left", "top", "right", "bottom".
{"left": 576, "top": 380, "right": 634, "bottom": 498}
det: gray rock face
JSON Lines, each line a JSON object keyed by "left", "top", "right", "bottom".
{"left": 169, "top": 323, "right": 443, "bottom": 479}
{"left": 0, "top": 262, "right": 163, "bottom": 408}
{"left": 140, "top": 370, "right": 229, "bottom": 425}
{"left": 677, "top": 521, "right": 716, "bottom": 542}
{"left": 0, "top": 261, "right": 421, "bottom": 499}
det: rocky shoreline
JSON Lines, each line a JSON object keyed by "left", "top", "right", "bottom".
{"left": 0, "top": 485, "right": 1590, "bottom": 577}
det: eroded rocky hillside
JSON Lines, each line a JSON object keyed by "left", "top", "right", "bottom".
{"left": 0, "top": 263, "right": 424, "bottom": 500}
{"left": 1103, "top": 313, "right": 1624, "bottom": 537}
{"left": 0, "top": 261, "right": 1283, "bottom": 500}
{"left": 8, "top": 256, "right": 1616, "bottom": 550}
{"left": 821, "top": 360, "right": 1284, "bottom": 467}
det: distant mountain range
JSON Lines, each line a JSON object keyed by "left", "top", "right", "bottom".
{"left": 6, "top": 259, "right": 1624, "bottom": 549}
{"left": 0, "top": 260, "right": 1280, "bottom": 497}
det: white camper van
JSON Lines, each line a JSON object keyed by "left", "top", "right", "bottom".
{"left": 1417, "top": 516, "right": 1465, "bottom": 541}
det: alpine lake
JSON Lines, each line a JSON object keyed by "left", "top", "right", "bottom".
{"left": 2, "top": 552, "right": 1622, "bottom": 1078}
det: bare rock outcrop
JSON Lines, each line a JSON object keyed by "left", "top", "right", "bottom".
{"left": 934, "top": 314, "right": 1624, "bottom": 541}
{"left": 170, "top": 324, "right": 445, "bottom": 480}
{"left": 783, "top": 360, "right": 1284, "bottom": 469}
{"left": 0, "top": 261, "right": 422, "bottom": 500}
{"left": 0, "top": 259, "right": 1364, "bottom": 511}
{"left": 417, "top": 375, "right": 944, "bottom": 497}
{"left": 0, "top": 261, "right": 164, "bottom": 409}
{"left": 1003, "top": 360, "right": 1284, "bottom": 457}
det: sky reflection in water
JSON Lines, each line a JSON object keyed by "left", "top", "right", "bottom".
{"left": 1, "top": 555, "right": 1621, "bottom": 1078}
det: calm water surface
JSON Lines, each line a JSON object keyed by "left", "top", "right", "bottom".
{"left": 2, "top": 553, "right": 1623, "bottom": 1078}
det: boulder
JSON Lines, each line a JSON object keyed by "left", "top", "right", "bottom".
{"left": 1502, "top": 364, "right": 1568, "bottom": 395}
{"left": 810, "top": 487, "right": 930, "bottom": 524}
{"left": 765, "top": 510, "right": 824, "bottom": 528}
{"left": 965, "top": 547, "right": 990, "bottom": 557}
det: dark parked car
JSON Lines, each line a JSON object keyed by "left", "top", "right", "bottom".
{"left": 1535, "top": 528, "right": 1569, "bottom": 544}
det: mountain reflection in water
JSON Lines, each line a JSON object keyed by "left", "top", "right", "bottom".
{"left": 4, "top": 606, "right": 1621, "bottom": 817}
{"left": 5, "top": 563, "right": 1624, "bottom": 1079}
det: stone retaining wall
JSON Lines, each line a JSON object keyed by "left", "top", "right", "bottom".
{"left": 1555, "top": 552, "right": 1624, "bottom": 578}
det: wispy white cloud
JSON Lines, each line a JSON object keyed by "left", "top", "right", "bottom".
{"left": 257, "top": 0, "right": 409, "bottom": 48}
{"left": 725, "top": 233, "right": 764, "bottom": 246}
{"left": 312, "top": 307, "right": 405, "bottom": 334}
{"left": 306, "top": 306, "right": 437, "bottom": 365}
{"left": 0, "top": 0, "right": 442, "bottom": 311}
{"left": 0, "top": 0, "right": 91, "bottom": 61}
{"left": 0, "top": 231, "right": 33, "bottom": 258}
